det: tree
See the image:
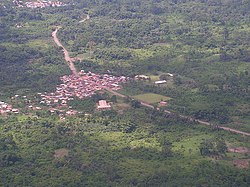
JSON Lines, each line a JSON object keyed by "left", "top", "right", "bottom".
{"left": 199, "top": 138, "right": 227, "bottom": 157}
{"left": 159, "top": 74, "right": 172, "bottom": 81}
{"left": 130, "top": 100, "right": 141, "bottom": 108}
{"left": 110, "top": 95, "right": 117, "bottom": 103}
{"left": 199, "top": 139, "right": 213, "bottom": 156}
{"left": 0, "top": 135, "right": 17, "bottom": 151}
{"left": 0, "top": 153, "right": 21, "bottom": 166}
{"left": 123, "top": 121, "right": 137, "bottom": 133}
{"left": 161, "top": 140, "right": 173, "bottom": 157}
{"left": 216, "top": 138, "right": 228, "bottom": 155}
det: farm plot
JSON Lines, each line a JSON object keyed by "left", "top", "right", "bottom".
{"left": 133, "top": 93, "right": 171, "bottom": 104}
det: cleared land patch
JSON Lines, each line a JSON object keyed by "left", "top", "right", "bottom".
{"left": 172, "top": 134, "right": 211, "bottom": 157}
{"left": 54, "top": 148, "right": 69, "bottom": 158}
{"left": 233, "top": 159, "right": 250, "bottom": 169}
{"left": 133, "top": 93, "right": 171, "bottom": 104}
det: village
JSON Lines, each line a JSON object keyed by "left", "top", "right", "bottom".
{"left": 0, "top": 70, "right": 129, "bottom": 118}
{"left": 0, "top": 71, "right": 176, "bottom": 116}
{"left": 37, "top": 70, "right": 129, "bottom": 116}
{"left": 13, "top": 0, "right": 67, "bottom": 9}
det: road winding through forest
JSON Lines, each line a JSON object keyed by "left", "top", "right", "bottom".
{"left": 51, "top": 15, "right": 250, "bottom": 137}
{"left": 52, "top": 28, "right": 78, "bottom": 76}
{"left": 52, "top": 15, "right": 90, "bottom": 76}
{"left": 107, "top": 88, "right": 250, "bottom": 136}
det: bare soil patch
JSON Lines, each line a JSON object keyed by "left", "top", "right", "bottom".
{"left": 233, "top": 159, "right": 250, "bottom": 169}
{"left": 228, "top": 147, "right": 250, "bottom": 154}
{"left": 54, "top": 148, "right": 69, "bottom": 158}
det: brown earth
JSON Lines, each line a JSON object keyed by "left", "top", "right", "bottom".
{"left": 228, "top": 147, "right": 250, "bottom": 154}
{"left": 233, "top": 159, "right": 250, "bottom": 169}
{"left": 54, "top": 148, "right": 69, "bottom": 158}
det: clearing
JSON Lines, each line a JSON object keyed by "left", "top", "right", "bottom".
{"left": 54, "top": 148, "right": 69, "bottom": 158}
{"left": 233, "top": 159, "right": 250, "bottom": 169}
{"left": 133, "top": 93, "right": 171, "bottom": 104}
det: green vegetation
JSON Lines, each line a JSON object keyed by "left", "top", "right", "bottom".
{"left": 133, "top": 93, "right": 171, "bottom": 104}
{"left": 0, "top": 0, "right": 250, "bottom": 186}
{"left": 0, "top": 108, "right": 249, "bottom": 186}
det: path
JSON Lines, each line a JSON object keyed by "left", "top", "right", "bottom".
{"left": 52, "top": 15, "right": 90, "bottom": 76}
{"left": 52, "top": 28, "right": 78, "bottom": 76}
{"left": 79, "top": 14, "right": 90, "bottom": 23}
{"left": 106, "top": 89, "right": 250, "bottom": 136}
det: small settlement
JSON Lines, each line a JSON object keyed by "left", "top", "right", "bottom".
{"left": 39, "top": 70, "right": 129, "bottom": 108}
{"left": 0, "top": 101, "right": 19, "bottom": 114}
{"left": 0, "top": 71, "right": 128, "bottom": 118}
{"left": 13, "top": 0, "right": 67, "bottom": 8}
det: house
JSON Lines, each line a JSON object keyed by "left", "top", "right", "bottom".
{"left": 12, "top": 109, "right": 19, "bottom": 114}
{"left": 155, "top": 80, "right": 167, "bottom": 85}
{"left": 135, "top": 75, "right": 150, "bottom": 80}
{"left": 159, "top": 101, "right": 168, "bottom": 107}
{"left": 97, "top": 100, "right": 111, "bottom": 110}
{"left": 167, "top": 73, "right": 174, "bottom": 77}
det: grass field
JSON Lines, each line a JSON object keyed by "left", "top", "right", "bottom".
{"left": 133, "top": 93, "right": 171, "bottom": 104}
{"left": 148, "top": 75, "right": 160, "bottom": 81}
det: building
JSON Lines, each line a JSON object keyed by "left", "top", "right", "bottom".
{"left": 159, "top": 101, "right": 168, "bottom": 107}
{"left": 97, "top": 100, "right": 111, "bottom": 110}
{"left": 135, "top": 75, "right": 150, "bottom": 80}
{"left": 155, "top": 80, "right": 167, "bottom": 85}
{"left": 167, "top": 73, "right": 174, "bottom": 77}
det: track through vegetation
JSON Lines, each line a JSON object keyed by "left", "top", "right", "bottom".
{"left": 51, "top": 14, "right": 90, "bottom": 76}
{"left": 108, "top": 89, "right": 250, "bottom": 136}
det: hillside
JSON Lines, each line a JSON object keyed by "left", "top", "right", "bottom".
{"left": 0, "top": 0, "right": 250, "bottom": 186}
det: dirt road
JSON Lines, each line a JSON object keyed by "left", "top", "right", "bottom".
{"left": 106, "top": 89, "right": 250, "bottom": 136}
{"left": 52, "top": 15, "right": 90, "bottom": 76}
{"left": 52, "top": 28, "right": 78, "bottom": 76}
{"left": 79, "top": 14, "right": 90, "bottom": 23}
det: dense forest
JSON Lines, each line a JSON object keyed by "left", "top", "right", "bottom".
{"left": 0, "top": 0, "right": 250, "bottom": 186}
{"left": 0, "top": 107, "right": 250, "bottom": 186}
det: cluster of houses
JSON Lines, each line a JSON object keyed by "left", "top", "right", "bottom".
{"left": 39, "top": 71, "right": 129, "bottom": 108}
{"left": 1, "top": 71, "right": 174, "bottom": 117}
{"left": 49, "top": 108, "right": 80, "bottom": 120}
{"left": 1, "top": 71, "right": 128, "bottom": 118}
{"left": 0, "top": 101, "right": 19, "bottom": 114}
{"left": 135, "top": 73, "right": 174, "bottom": 85}
{"left": 13, "top": 0, "right": 67, "bottom": 8}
